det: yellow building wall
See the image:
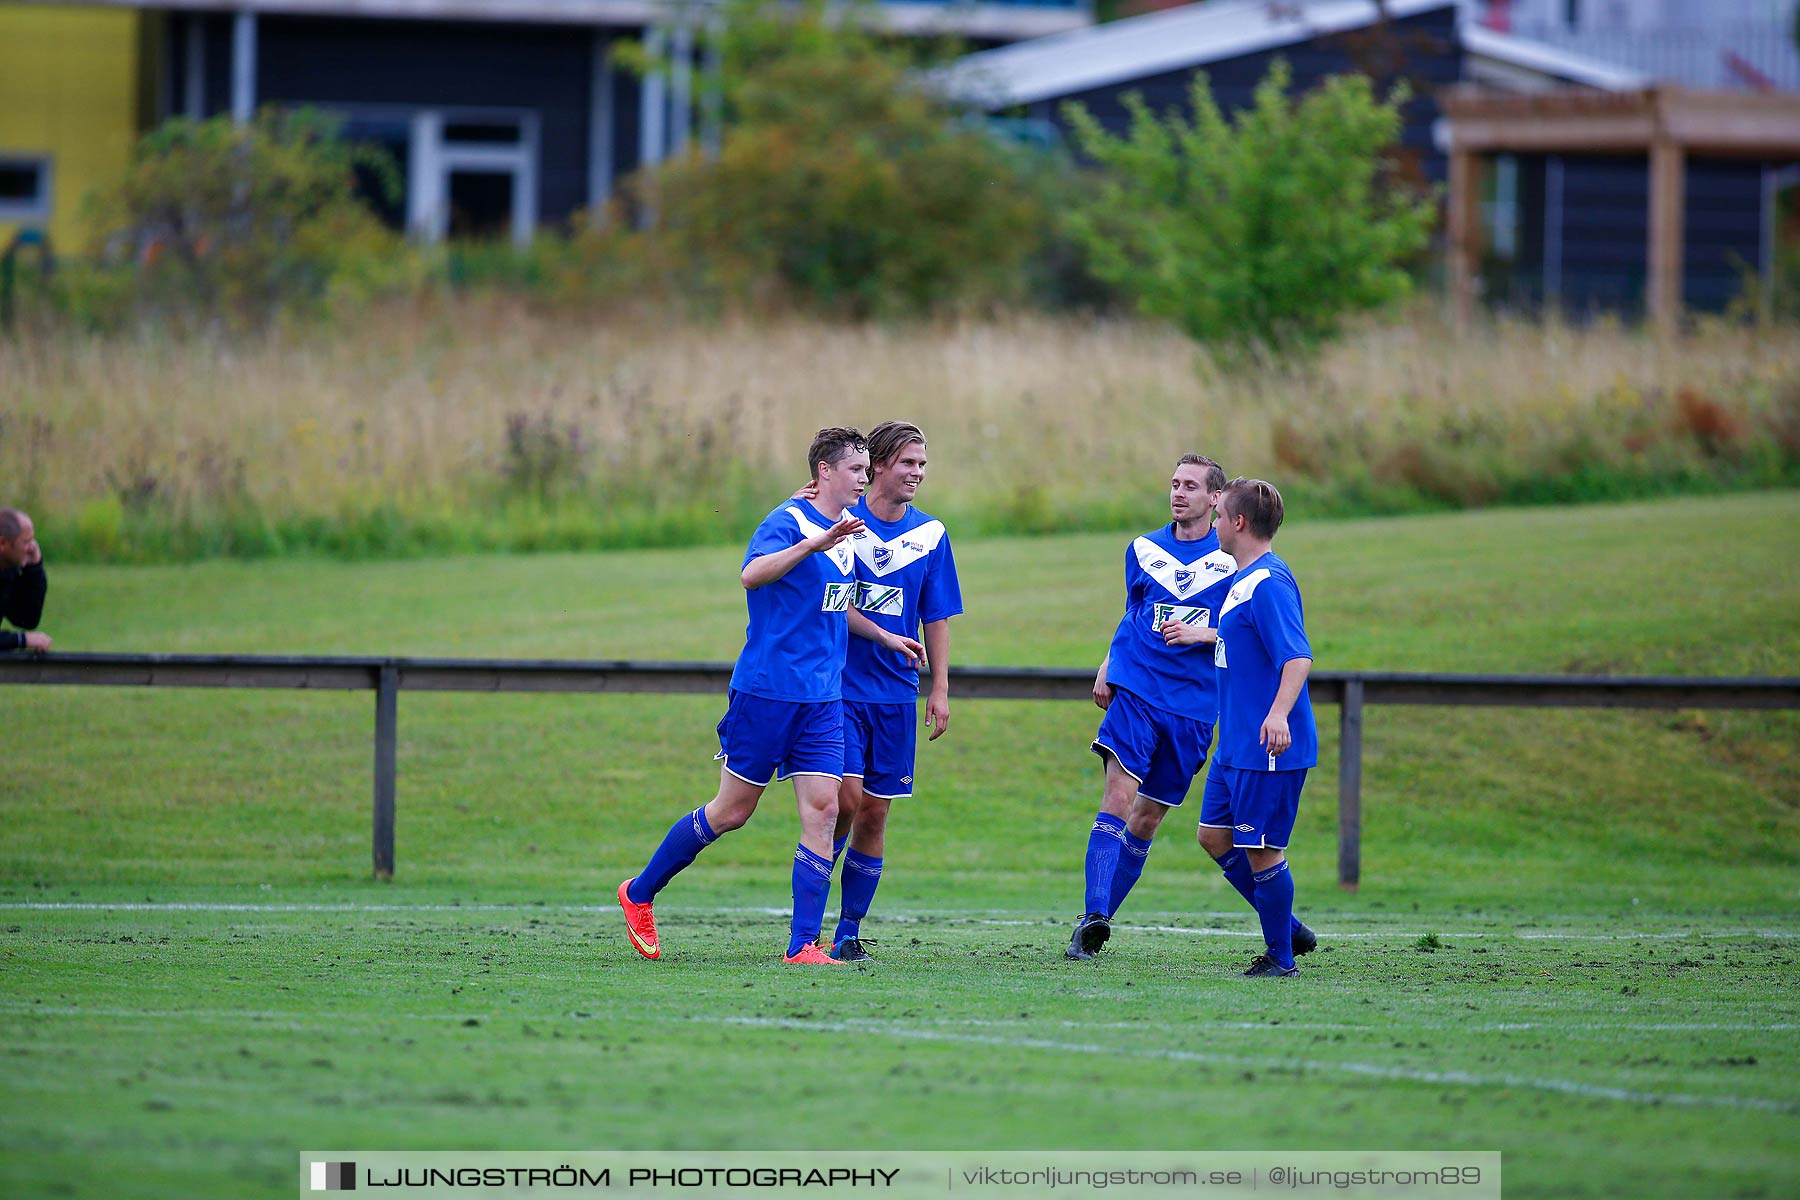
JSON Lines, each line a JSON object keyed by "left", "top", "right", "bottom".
{"left": 0, "top": 4, "right": 141, "bottom": 253}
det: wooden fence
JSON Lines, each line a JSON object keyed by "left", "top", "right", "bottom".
{"left": 6, "top": 652, "right": 1796, "bottom": 888}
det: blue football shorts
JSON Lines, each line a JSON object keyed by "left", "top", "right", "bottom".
{"left": 842, "top": 699, "right": 918, "bottom": 800}
{"left": 1198, "top": 765, "right": 1309, "bottom": 849}
{"left": 1090, "top": 685, "right": 1214, "bottom": 807}
{"left": 714, "top": 691, "right": 844, "bottom": 786}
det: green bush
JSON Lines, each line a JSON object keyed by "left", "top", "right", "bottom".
{"left": 601, "top": 0, "right": 1049, "bottom": 317}
{"left": 80, "top": 109, "right": 416, "bottom": 327}
{"left": 1063, "top": 60, "right": 1437, "bottom": 351}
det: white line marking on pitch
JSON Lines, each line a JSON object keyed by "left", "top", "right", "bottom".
{"left": 2, "top": 902, "right": 1793, "bottom": 941}
{"left": 3, "top": 1003, "right": 1793, "bottom": 1039}
{"left": 704, "top": 1015, "right": 1800, "bottom": 1115}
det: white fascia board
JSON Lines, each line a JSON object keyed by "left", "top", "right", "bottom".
{"left": 936, "top": 0, "right": 1456, "bottom": 109}
{"left": 1460, "top": 24, "right": 1649, "bottom": 91}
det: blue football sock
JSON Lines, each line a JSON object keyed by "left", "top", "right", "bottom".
{"left": 1216, "top": 848, "right": 1257, "bottom": 906}
{"left": 832, "top": 834, "right": 849, "bottom": 867}
{"left": 833, "top": 849, "right": 883, "bottom": 945}
{"left": 629, "top": 807, "right": 718, "bottom": 903}
{"left": 1252, "top": 859, "right": 1297, "bottom": 970}
{"left": 788, "top": 844, "right": 835, "bottom": 957}
{"left": 1217, "top": 848, "right": 1308, "bottom": 942}
{"left": 1084, "top": 812, "right": 1127, "bottom": 916}
{"left": 1106, "top": 830, "right": 1153, "bottom": 917}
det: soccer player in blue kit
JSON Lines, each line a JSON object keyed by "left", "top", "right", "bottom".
{"left": 1067, "top": 454, "right": 1242, "bottom": 960}
{"left": 823, "top": 421, "right": 963, "bottom": 961}
{"left": 1192, "top": 478, "right": 1319, "bottom": 978}
{"left": 618, "top": 427, "right": 922, "bottom": 966}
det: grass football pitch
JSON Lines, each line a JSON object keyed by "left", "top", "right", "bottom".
{"left": 4, "top": 492, "right": 1798, "bottom": 1199}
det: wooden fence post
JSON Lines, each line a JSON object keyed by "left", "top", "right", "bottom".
{"left": 1338, "top": 677, "right": 1365, "bottom": 891}
{"left": 373, "top": 663, "right": 398, "bottom": 880}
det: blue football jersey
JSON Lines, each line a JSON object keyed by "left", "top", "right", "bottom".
{"left": 1103, "top": 524, "right": 1237, "bottom": 718}
{"left": 728, "top": 499, "right": 857, "bottom": 703}
{"left": 843, "top": 498, "right": 963, "bottom": 703}
{"left": 1213, "top": 551, "right": 1319, "bottom": 771}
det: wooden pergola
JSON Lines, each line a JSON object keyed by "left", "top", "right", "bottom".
{"left": 1441, "top": 86, "right": 1800, "bottom": 335}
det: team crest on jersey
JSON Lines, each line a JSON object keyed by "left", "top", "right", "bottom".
{"left": 872, "top": 544, "right": 892, "bottom": 569}
{"left": 822, "top": 583, "right": 855, "bottom": 611}
{"left": 855, "top": 582, "right": 905, "bottom": 616}
{"left": 1174, "top": 569, "right": 1195, "bottom": 594}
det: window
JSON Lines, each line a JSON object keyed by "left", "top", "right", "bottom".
{"left": 0, "top": 156, "right": 52, "bottom": 222}
{"left": 1482, "top": 154, "right": 1520, "bottom": 262}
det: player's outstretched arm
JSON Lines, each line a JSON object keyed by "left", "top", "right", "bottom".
{"left": 740, "top": 515, "right": 866, "bottom": 590}
{"left": 1160, "top": 618, "right": 1217, "bottom": 646}
{"left": 849, "top": 607, "right": 924, "bottom": 669}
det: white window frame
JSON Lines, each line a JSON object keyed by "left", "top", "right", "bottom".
{"left": 311, "top": 103, "right": 540, "bottom": 247}
{"left": 0, "top": 154, "right": 53, "bottom": 224}
{"left": 407, "top": 108, "right": 540, "bottom": 247}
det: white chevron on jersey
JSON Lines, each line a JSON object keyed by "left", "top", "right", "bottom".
{"left": 1218, "top": 566, "right": 1273, "bottom": 619}
{"left": 786, "top": 506, "right": 855, "bottom": 574}
{"left": 1215, "top": 566, "right": 1273, "bottom": 668}
{"left": 851, "top": 518, "right": 948, "bottom": 577}
{"left": 1131, "top": 536, "right": 1236, "bottom": 599}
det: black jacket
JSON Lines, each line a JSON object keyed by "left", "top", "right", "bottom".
{"left": 0, "top": 561, "right": 46, "bottom": 651}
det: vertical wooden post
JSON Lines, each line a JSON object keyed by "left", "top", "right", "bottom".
{"left": 1649, "top": 133, "right": 1686, "bottom": 339}
{"left": 1447, "top": 148, "right": 1483, "bottom": 332}
{"left": 373, "top": 664, "right": 398, "bottom": 880}
{"left": 1337, "top": 678, "right": 1364, "bottom": 892}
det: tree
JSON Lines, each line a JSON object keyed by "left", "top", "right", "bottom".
{"left": 614, "top": 0, "right": 1045, "bottom": 316}
{"left": 1063, "top": 60, "right": 1437, "bottom": 350}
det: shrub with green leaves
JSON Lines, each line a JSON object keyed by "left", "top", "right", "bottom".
{"left": 1063, "top": 60, "right": 1437, "bottom": 350}
{"left": 83, "top": 109, "right": 412, "bottom": 327}
{"left": 609, "top": 0, "right": 1046, "bottom": 317}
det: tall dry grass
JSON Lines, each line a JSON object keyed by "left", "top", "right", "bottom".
{"left": 3, "top": 298, "right": 1797, "bottom": 560}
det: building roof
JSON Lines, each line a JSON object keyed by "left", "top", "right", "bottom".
{"left": 934, "top": 0, "right": 1653, "bottom": 109}
{"left": 1460, "top": 24, "right": 1648, "bottom": 92}
{"left": 29, "top": 0, "right": 1089, "bottom": 39}
{"left": 934, "top": 0, "right": 1459, "bottom": 109}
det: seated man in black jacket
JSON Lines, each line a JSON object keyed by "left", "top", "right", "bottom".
{"left": 0, "top": 508, "right": 50, "bottom": 653}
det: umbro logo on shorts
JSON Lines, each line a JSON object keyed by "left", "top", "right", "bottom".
{"left": 1235, "top": 823, "right": 1255, "bottom": 832}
